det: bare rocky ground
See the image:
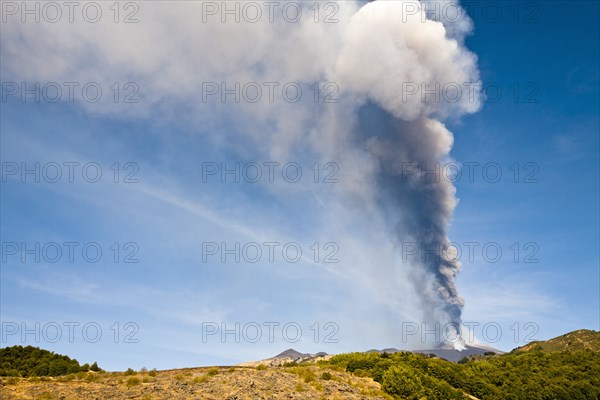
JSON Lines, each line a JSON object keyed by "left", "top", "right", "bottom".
{"left": 0, "top": 365, "right": 391, "bottom": 400}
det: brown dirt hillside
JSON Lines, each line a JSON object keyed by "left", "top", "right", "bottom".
{"left": 0, "top": 365, "right": 391, "bottom": 400}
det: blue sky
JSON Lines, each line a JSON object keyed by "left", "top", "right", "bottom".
{"left": 1, "top": 0, "right": 598, "bottom": 371}
{"left": 451, "top": 0, "right": 599, "bottom": 342}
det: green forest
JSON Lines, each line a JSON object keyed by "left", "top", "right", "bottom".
{"left": 323, "top": 348, "right": 600, "bottom": 400}
{"left": 0, "top": 346, "right": 100, "bottom": 377}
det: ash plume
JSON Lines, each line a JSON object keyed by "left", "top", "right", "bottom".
{"left": 364, "top": 114, "right": 465, "bottom": 348}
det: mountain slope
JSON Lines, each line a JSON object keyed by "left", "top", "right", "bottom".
{"left": 0, "top": 365, "right": 389, "bottom": 400}
{"left": 412, "top": 344, "right": 502, "bottom": 362}
{"left": 2, "top": 330, "right": 598, "bottom": 399}
{"left": 239, "top": 349, "right": 331, "bottom": 367}
{"left": 365, "top": 345, "right": 503, "bottom": 362}
{"left": 325, "top": 339, "right": 600, "bottom": 400}
{"left": 516, "top": 329, "right": 600, "bottom": 352}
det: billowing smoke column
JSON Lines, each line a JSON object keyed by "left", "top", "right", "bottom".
{"left": 335, "top": 0, "right": 481, "bottom": 348}
{"left": 367, "top": 116, "right": 466, "bottom": 348}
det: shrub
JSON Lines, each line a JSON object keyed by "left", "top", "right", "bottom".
{"left": 321, "top": 371, "right": 333, "bottom": 380}
{"left": 287, "top": 366, "right": 316, "bottom": 383}
{"left": 126, "top": 377, "right": 141, "bottom": 387}
{"left": 382, "top": 366, "right": 424, "bottom": 400}
{"left": 5, "top": 377, "right": 19, "bottom": 385}
{"left": 174, "top": 374, "right": 184, "bottom": 381}
{"left": 192, "top": 375, "right": 208, "bottom": 384}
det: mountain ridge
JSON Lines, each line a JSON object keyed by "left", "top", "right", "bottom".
{"left": 259, "top": 328, "right": 600, "bottom": 365}
{"left": 515, "top": 329, "right": 600, "bottom": 352}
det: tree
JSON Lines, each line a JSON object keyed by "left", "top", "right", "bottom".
{"left": 382, "top": 366, "right": 424, "bottom": 400}
{"left": 32, "top": 363, "right": 49, "bottom": 376}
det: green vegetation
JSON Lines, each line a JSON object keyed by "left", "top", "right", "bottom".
{"left": 125, "top": 376, "right": 141, "bottom": 387}
{"left": 321, "top": 371, "right": 333, "bottom": 380}
{"left": 517, "top": 329, "right": 600, "bottom": 352}
{"left": 324, "top": 347, "right": 600, "bottom": 399}
{"left": 173, "top": 373, "right": 185, "bottom": 381}
{"left": 192, "top": 375, "right": 208, "bottom": 384}
{"left": 0, "top": 346, "right": 100, "bottom": 377}
{"left": 285, "top": 365, "right": 316, "bottom": 383}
